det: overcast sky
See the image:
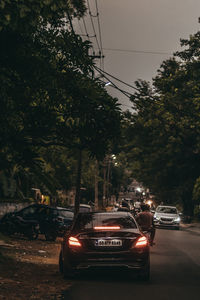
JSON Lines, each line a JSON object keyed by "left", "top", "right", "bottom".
{"left": 75, "top": 0, "right": 200, "bottom": 110}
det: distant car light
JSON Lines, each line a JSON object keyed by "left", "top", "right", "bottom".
{"left": 174, "top": 216, "right": 181, "bottom": 222}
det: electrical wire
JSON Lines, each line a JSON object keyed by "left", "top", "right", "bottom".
{"left": 87, "top": 0, "right": 101, "bottom": 51}
{"left": 96, "top": 69, "right": 133, "bottom": 99}
{"left": 103, "top": 47, "right": 172, "bottom": 56}
{"left": 95, "top": 66, "right": 156, "bottom": 103}
{"left": 95, "top": 66, "right": 140, "bottom": 92}
{"left": 95, "top": 0, "right": 104, "bottom": 70}
{"left": 86, "top": 0, "right": 104, "bottom": 69}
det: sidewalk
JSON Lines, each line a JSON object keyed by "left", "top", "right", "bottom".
{"left": 181, "top": 222, "right": 200, "bottom": 234}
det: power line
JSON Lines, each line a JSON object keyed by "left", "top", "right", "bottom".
{"left": 103, "top": 47, "right": 172, "bottom": 56}
{"left": 86, "top": 0, "right": 104, "bottom": 69}
{"left": 87, "top": 0, "right": 101, "bottom": 51}
{"left": 95, "top": 66, "right": 156, "bottom": 103}
{"left": 95, "top": 66, "right": 140, "bottom": 92}
{"left": 95, "top": 0, "right": 104, "bottom": 70}
{"left": 96, "top": 68, "right": 133, "bottom": 99}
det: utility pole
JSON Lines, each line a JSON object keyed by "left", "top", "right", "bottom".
{"left": 94, "top": 160, "right": 99, "bottom": 211}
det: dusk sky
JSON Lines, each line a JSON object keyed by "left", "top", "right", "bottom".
{"left": 74, "top": 0, "right": 200, "bottom": 110}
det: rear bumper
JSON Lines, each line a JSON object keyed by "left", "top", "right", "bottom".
{"left": 64, "top": 249, "right": 149, "bottom": 271}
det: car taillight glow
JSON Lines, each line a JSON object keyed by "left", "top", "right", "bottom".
{"left": 68, "top": 236, "right": 82, "bottom": 247}
{"left": 135, "top": 236, "right": 148, "bottom": 247}
{"left": 94, "top": 226, "right": 120, "bottom": 230}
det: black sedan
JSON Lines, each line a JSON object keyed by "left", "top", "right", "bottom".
{"left": 59, "top": 211, "right": 150, "bottom": 280}
{"left": 0, "top": 204, "right": 74, "bottom": 241}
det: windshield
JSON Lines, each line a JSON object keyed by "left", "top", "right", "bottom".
{"left": 74, "top": 213, "right": 137, "bottom": 231}
{"left": 69, "top": 205, "right": 91, "bottom": 212}
{"left": 156, "top": 207, "right": 178, "bottom": 214}
{"left": 57, "top": 210, "right": 74, "bottom": 219}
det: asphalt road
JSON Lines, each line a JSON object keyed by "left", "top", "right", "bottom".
{"left": 63, "top": 228, "right": 200, "bottom": 300}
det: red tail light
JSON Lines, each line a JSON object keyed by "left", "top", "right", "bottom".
{"left": 68, "top": 236, "right": 82, "bottom": 247}
{"left": 135, "top": 236, "right": 148, "bottom": 248}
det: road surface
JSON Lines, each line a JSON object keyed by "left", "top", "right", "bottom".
{"left": 63, "top": 228, "right": 200, "bottom": 300}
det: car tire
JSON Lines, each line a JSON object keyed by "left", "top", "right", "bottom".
{"left": 59, "top": 251, "right": 63, "bottom": 274}
{"left": 62, "top": 257, "right": 76, "bottom": 279}
{"left": 45, "top": 232, "right": 57, "bottom": 241}
{"left": 139, "top": 262, "right": 150, "bottom": 281}
{"left": 28, "top": 228, "right": 39, "bottom": 240}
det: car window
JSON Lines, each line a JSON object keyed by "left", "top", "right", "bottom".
{"left": 74, "top": 213, "right": 137, "bottom": 230}
{"left": 57, "top": 210, "right": 74, "bottom": 219}
{"left": 50, "top": 209, "right": 59, "bottom": 216}
{"left": 156, "top": 207, "right": 177, "bottom": 214}
{"left": 69, "top": 205, "right": 91, "bottom": 212}
{"left": 79, "top": 207, "right": 91, "bottom": 212}
{"left": 21, "top": 206, "right": 37, "bottom": 217}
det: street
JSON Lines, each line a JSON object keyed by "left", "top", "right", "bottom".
{"left": 63, "top": 228, "right": 200, "bottom": 300}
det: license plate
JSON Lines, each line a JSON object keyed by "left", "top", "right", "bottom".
{"left": 96, "top": 239, "right": 122, "bottom": 247}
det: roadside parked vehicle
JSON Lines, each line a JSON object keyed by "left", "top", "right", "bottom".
{"left": 0, "top": 211, "right": 39, "bottom": 240}
{"left": 68, "top": 204, "right": 93, "bottom": 213}
{"left": 59, "top": 211, "right": 150, "bottom": 280}
{"left": 39, "top": 206, "right": 74, "bottom": 241}
{"left": 153, "top": 205, "right": 181, "bottom": 230}
{"left": 0, "top": 204, "right": 74, "bottom": 241}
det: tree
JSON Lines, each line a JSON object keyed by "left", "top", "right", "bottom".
{"left": 122, "top": 31, "right": 200, "bottom": 216}
{"left": 0, "top": 0, "right": 122, "bottom": 215}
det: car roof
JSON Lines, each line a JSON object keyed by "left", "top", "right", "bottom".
{"left": 157, "top": 205, "right": 177, "bottom": 208}
{"left": 79, "top": 211, "right": 131, "bottom": 216}
{"left": 70, "top": 204, "right": 91, "bottom": 207}
{"left": 55, "top": 206, "right": 72, "bottom": 210}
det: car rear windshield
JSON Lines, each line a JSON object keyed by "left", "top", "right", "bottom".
{"left": 69, "top": 206, "right": 91, "bottom": 212}
{"left": 57, "top": 210, "right": 74, "bottom": 219}
{"left": 156, "top": 207, "right": 177, "bottom": 214}
{"left": 48, "top": 209, "right": 74, "bottom": 219}
{"left": 74, "top": 213, "right": 137, "bottom": 230}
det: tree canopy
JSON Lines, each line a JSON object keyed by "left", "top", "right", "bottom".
{"left": 122, "top": 31, "right": 200, "bottom": 215}
{"left": 0, "top": 0, "right": 122, "bottom": 203}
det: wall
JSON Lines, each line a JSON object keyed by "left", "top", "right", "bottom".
{"left": 0, "top": 202, "right": 31, "bottom": 217}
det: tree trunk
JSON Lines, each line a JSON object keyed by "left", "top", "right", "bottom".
{"left": 94, "top": 160, "right": 99, "bottom": 211}
{"left": 72, "top": 149, "right": 82, "bottom": 226}
{"left": 102, "top": 160, "right": 107, "bottom": 209}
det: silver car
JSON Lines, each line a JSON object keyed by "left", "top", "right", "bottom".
{"left": 153, "top": 205, "right": 181, "bottom": 230}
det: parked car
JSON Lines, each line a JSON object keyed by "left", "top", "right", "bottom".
{"left": 59, "top": 211, "right": 150, "bottom": 280}
{"left": 68, "top": 204, "right": 93, "bottom": 213}
{"left": 0, "top": 204, "right": 74, "bottom": 241}
{"left": 0, "top": 210, "right": 39, "bottom": 240}
{"left": 39, "top": 206, "right": 74, "bottom": 241}
{"left": 153, "top": 205, "right": 181, "bottom": 229}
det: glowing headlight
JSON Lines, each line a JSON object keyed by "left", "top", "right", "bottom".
{"left": 174, "top": 216, "right": 180, "bottom": 222}
{"left": 154, "top": 215, "right": 160, "bottom": 220}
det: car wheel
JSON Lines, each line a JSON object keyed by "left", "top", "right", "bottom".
{"left": 28, "top": 229, "right": 39, "bottom": 240}
{"left": 59, "top": 251, "right": 63, "bottom": 274}
{"left": 45, "top": 232, "right": 57, "bottom": 241}
{"left": 139, "top": 262, "right": 150, "bottom": 281}
{"left": 63, "top": 258, "right": 76, "bottom": 279}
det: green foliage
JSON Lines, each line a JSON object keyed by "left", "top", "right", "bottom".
{"left": 121, "top": 31, "right": 200, "bottom": 215}
{"left": 193, "top": 177, "right": 200, "bottom": 203}
{"left": 0, "top": 0, "right": 122, "bottom": 202}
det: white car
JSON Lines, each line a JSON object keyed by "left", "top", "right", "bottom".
{"left": 153, "top": 205, "right": 181, "bottom": 230}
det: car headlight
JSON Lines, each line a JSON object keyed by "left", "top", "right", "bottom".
{"left": 154, "top": 215, "right": 160, "bottom": 220}
{"left": 174, "top": 216, "right": 180, "bottom": 222}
